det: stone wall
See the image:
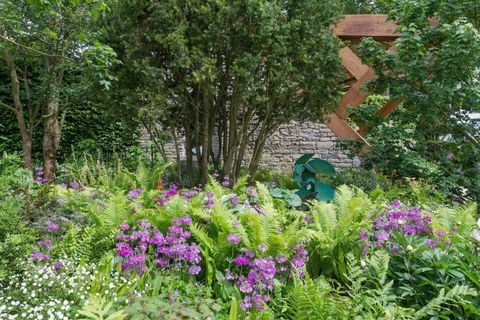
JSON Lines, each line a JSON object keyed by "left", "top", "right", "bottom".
{"left": 142, "top": 121, "right": 360, "bottom": 172}
{"left": 252, "top": 121, "right": 360, "bottom": 172}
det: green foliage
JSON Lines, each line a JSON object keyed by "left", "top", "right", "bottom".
{"left": 287, "top": 275, "right": 346, "bottom": 319}
{"left": 352, "top": 0, "right": 480, "bottom": 204}
{"left": 0, "top": 152, "right": 478, "bottom": 319}
{"left": 269, "top": 188, "right": 302, "bottom": 208}
{"left": 306, "top": 186, "right": 372, "bottom": 281}
{"left": 78, "top": 295, "right": 127, "bottom": 320}
{"left": 124, "top": 293, "right": 223, "bottom": 320}
{"left": 345, "top": 252, "right": 414, "bottom": 319}
{"left": 102, "top": 0, "right": 345, "bottom": 181}
{"left": 292, "top": 154, "right": 336, "bottom": 201}
{"left": 0, "top": 153, "right": 36, "bottom": 276}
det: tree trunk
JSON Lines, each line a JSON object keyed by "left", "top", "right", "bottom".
{"left": 42, "top": 99, "right": 61, "bottom": 183}
{"left": 200, "top": 94, "right": 211, "bottom": 185}
{"left": 184, "top": 117, "right": 194, "bottom": 184}
{"left": 22, "top": 134, "right": 33, "bottom": 169}
{"left": 2, "top": 50, "right": 33, "bottom": 169}
{"left": 171, "top": 127, "right": 182, "bottom": 182}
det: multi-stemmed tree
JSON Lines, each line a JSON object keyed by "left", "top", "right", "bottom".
{"left": 0, "top": 0, "right": 116, "bottom": 181}
{"left": 104, "top": 0, "right": 345, "bottom": 183}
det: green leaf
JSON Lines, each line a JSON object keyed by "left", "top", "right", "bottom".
{"left": 305, "top": 159, "right": 336, "bottom": 175}
{"left": 314, "top": 182, "right": 335, "bottom": 201}
{"left": 295, "top": 153, "right": 315, "bottom": 165}
{"left": 294, "top": 164, "right": 305, "bottom": 174}
{"left": 229, "top": 297, "right": 238, "bottom": 320}
{"left": 287, "top": 193, "right": 302, "bottom": 207}
{"left": 270, "top": 188, "right": 286, "bottom": 198}
{"left": 301, "top": 170, "right": 316, "bottom": 182}
{"left": 296, "top": 187, "right": 311, "bottom": 199}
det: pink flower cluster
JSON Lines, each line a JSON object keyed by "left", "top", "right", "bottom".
{"left": 34, "top": 167, "right": 48, "bottom": 184}
{"left": 360, "top": 201, "right": 445, "bottom": 255}
{"left": 225, "top": 244, "right": 308, "bottom": 312}
{"left": 115, "top": 216, "right": 201, "bottom": 275}
{"left": 156, "top": 184, "right": 179, "bottom": 206}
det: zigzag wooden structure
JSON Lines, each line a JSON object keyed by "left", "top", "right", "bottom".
{"left": 325, "top": 15, "right": 403, "bottom": 148}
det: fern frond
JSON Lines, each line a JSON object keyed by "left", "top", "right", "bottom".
{"left": 414, "top": 285, "right": 477, "bottom": 319}
{"left": 189, "top": 222, "right": 218, "bottom": 257}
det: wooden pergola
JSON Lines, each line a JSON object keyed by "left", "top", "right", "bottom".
{"left": 325, "top": 15, "right": 403, "bottom": 147}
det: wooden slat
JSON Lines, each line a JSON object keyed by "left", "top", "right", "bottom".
{"left": 333, "top": 15, "right": 400, "bottom": 41}
{"left": 357, "top": 98, "right": 403, "bottom": 136}
{"left": 337, "top": 68, "right": 376, "bottom": 119}
{"left": 339, "top": 47, "right": 369, "bottom": 80}
{"left": 324, "top": 113, "right": 370, "bottom": 145}
{"left": 377, "top": 98, "right": 403, "bottom": 118}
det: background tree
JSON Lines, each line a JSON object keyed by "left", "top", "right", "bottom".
{"left": 0, "top": 0, "right": 117, "bottom": 181}
{"left": 104, "top": 0, "right": 344, "bottom": 184}
{"left": 351, "top": 0, "right": 480, "bottom": 202}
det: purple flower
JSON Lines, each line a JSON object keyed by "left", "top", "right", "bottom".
{"left": 38, "top": 239, "right": 51, "bottom": 247}
{"left": 359, "top": 229, "right": 368, "bottom": 241}
{"left": 304, "top": 215, "right": 312, "bottom": 222}
{"left": 173, "top": 215, "right": 192, "bottom": 226}
{"left": 127, "top": 189, "right": 142, "bottom": 198}
{"left": 230, "top": 196, "right": 239, "bottom": 206}
{"left": 252, "top": 205, "right": 264, "bottom": 214}
{"left": 403, "top": 225, "right": 417, "bottom": 235}
{"left": 188, "top": 265, "right": 201, "bottom": 275}
{"left": 35, "top": 167, "right": 43, "bottom": 171}
{"left": 257, "top": 244, "right": 268, "bottom": 253}
{"left": 221, "top": 176, "right": 230, "bottom": 187}
{"left": 119, "top": 224, "right": 130, "bottom": 231}
{"left": 246, "top": 187, "right": 257, "bottom": 197}
{"left": 69, "top": 181, "right": 80, "bottom": 189}
{"left": 291, "top": 256, "right": 305, "bottom": 267}
{"left": 238, "top": 278, "right": 253, "bottom": 293}
{"left": 54, "top": 261, "right": 64, "bottom": 270}
{"left": 137, "top": 220, "right": 151, "bottom": 228}
{"left": 233, "top": 255, "right": 250, "bottom": 266}
{"left": 204, "top": 199, "right": 215, "bottom": 209}
{"left": 116, "top": 243, "right": 133, "bottom": 257}
{"left": 227, "top": 234, "right": 242, "bottom": 245}
{"left": 240, "top": 296, "right": 252, "bottom": 311}
{"left": 375, "top": 230, "right": 390, "bottom": 241}
{"left": 156, "top": 257, "right": 170, "bottom": 267}
{"left": 425, "top": 238, "right": 440, "bottom": 249}
{"left": 436, "top": 230, "right": 446, "bottom": 237}
{"left": 225, "top": 270, "right": 236, "bottom": 280}
{"left": 390, "top": 200, "right": 401, "bottom": 207}
{"left": 31, "top": 251, "right": 50, "bottom": 261}
{"left": 213, "top": 171, "right": 220, "bottom": 178}
{"left": 46, "top": 223, "right": 60, "bottom": 232}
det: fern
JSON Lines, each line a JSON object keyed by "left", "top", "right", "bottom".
{"left": 189, "top": 222, "right": 218, "bottom": 257}
{"left": 434, "top": 202, "right": 477, "bottom": 237}
{"left": 345, "top": 252, "right": 414, "bottom": 320}
{"left": 78, "top": 295, "right": 127, "bottom": 320}
{"left": 287, "top": 275, "right": 346, "bottom": 320}
{"left": 414, "top": 285, "right": 478, "bottom": 319}
{"left": 307, "top": 186, "right": 371, "bottom": 281}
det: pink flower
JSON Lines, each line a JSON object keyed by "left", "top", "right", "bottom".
{"left": 46, "top": 223, "right": 60, "bottom": 232}
{"left": 227, "top": 234, "right": 241, "bottom": 245}
{"left": 119, "top": 224, "right": 130, "bottom": 231}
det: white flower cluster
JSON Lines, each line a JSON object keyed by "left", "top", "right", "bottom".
{"left": 0, "top": 258, "right": 92, "bottom": 319}
{"left": 0, "top": 256, "right": 143, "bottom": 319}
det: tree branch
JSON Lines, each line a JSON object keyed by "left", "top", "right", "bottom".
{"left": 0, "top": 100, "right": 19, "bottom": 114}
{"left": 0, "top": 34, "right": 72, "bottom": 60}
